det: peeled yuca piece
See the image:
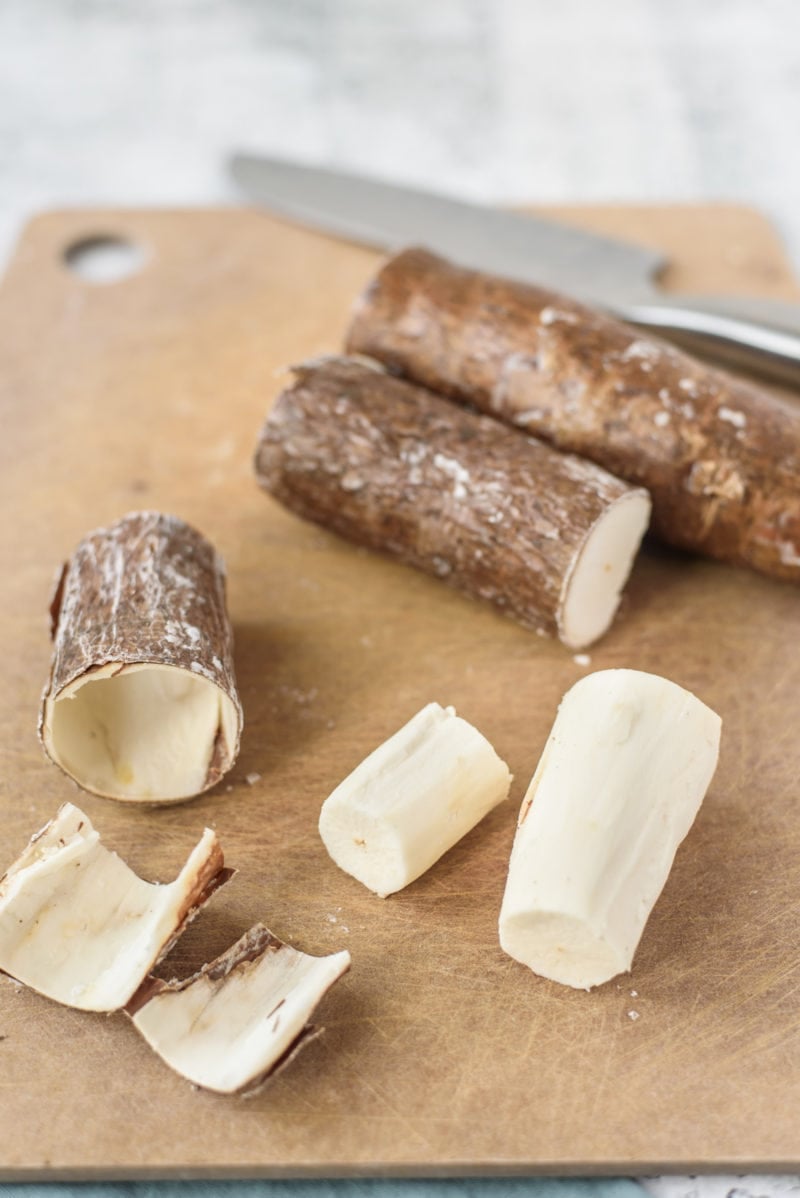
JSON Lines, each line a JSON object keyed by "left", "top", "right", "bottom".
{"left": 0, "top": 803, "right": 230, "bottom": 1011}
{"left": 40, "top": 511, "right": 242, "bottom": 803}
{"left": 319, "top": 702, "right": 512, "bottom": 897}
{"left": 499, "top": 669, "right": 721, "bottom": 989}
{"left": 129, "top": 925, "right": 351, "bottom": 1094}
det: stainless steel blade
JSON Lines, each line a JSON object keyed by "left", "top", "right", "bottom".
{"left": 230, "top": 153, "right": 664, "bottom": 306}
{"left": 230, "top": 153, "right": 800, "bottom": 386}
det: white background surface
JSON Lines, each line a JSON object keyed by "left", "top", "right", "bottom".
{"left": 1, "top": 1, "right": 798, "bottom": 1194}
{"left": 2, "top": 0, "right": 800, "bottom": 269}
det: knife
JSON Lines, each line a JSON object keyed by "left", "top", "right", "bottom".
{"left": 230, "top": 153, "right": 800, "bottom": 388}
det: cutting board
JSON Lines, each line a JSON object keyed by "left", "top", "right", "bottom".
{"left": 0, "top": 205, "right": 799, "bottom": 1180}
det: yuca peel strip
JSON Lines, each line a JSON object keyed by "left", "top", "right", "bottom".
{"left": 254, "top": 356, "right": 650, "bottom": 648}
{"left": 347, "top": 248, "right": 800, "bottom": 582}
{"left": 128, "top": 924, "right": 351, "bottom": 1095}
{"left": 0, "top": 803, "right": 232, "bottom": 1011}
{"left": 40, "top": 510, "right": 243, "bottom": 803}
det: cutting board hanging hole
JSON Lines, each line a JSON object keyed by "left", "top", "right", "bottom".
{"left": 63, "top": 234, "right": 148, "bottom": 284}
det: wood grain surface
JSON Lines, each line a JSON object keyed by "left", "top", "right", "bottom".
{"left": 0, "top": 205, "right": 798, "bottom": 1179}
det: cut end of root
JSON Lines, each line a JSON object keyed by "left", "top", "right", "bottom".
{"left": 318, "top": 802, "right": 406, "bottom": 898}
{"left": 42, "top": 662, "right": 240, "bottom": 803}
{"left": 558, "top": 489, "right": 651, "bottom": 649}
{"left": 499, "top": 909, "right": 629, "bottom": 990}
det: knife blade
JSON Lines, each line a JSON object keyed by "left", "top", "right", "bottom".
{"left": 230, "top": 153, "right": 800, "bottom": 387}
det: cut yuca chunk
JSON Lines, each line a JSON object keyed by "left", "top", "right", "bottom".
{"left": 319, "top": 702, "right": 512, "bottom": 897}
{"left": 129, "top": 925, "right": 350, "bottom": 1095}
{"left": 499, "top": 669, "right": 721, "bottom": 989}
{"left": 0, "top": 803, "right": 230, "bottom": 1011}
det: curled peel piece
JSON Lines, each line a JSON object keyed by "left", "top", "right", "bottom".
{"left": 0, "top": 803, "right": 232, "bottom": 1011}
{"left": 319, "top": 702, "right": 512, "bottom": 897}
{"left": 40, "top": 511, "right": 243, "bottom": 804}
{"left": 499, "top": 669, "right": 722, "bottom": 989}
{"left": 128, "top": 925, "right": 351, "bottom": 1095}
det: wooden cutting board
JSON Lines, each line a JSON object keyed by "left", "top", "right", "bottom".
{"left": 0, "top": 204, "right": 799, "bottom": 1180}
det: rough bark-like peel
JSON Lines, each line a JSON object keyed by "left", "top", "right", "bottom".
{"left": 255, "top": 356, "right": 650, "bottom": 649}
{"left": 347, "top": 247, "right": 800, "bottom": 582}
{"left": 40, "top": 511, "right": 243, "bottom": 803}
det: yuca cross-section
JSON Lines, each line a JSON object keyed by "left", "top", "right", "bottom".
{"left": 318, "top": 702, "right": 511, "bottom": 897}
{"left": 348, "top": 248, "right": 800, "bottom": 582}
{"left": 499, "top": 670, "right": 721, "bottom": 989}
{"left": 255, "top": 356, "right": 650, "bottom": 649}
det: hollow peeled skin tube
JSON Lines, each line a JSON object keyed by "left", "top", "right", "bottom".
{"left": 346, "top": 247, "right": 800, "bottom": 582}
{"left": 40, "top": 511, "right": 243, "bottom": 803}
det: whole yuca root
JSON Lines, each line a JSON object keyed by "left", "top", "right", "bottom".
{"left": 255, "top": 356, "right": 650, "bottom": 649}
{"left": 347, "top": 248, "right": 800, "bottom": 582}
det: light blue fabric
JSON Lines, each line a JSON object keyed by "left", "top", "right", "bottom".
{"left": 0, "top": 1179, "right": 644, "bottom": 1198}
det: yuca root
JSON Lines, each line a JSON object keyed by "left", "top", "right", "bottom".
{"left": 347, "top": 247, "right": 800, "bottom": 582}
{"left": 254, "top": 356, "right": 649, "bottom": 649}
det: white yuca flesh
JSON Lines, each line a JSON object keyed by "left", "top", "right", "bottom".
{"left": 558, "top": 489, "right": 651, "bottom": 649}
{"left": 0, "top": 803, "right": 227, "bottom": 1011}
{"left": 319, "top": 702, "right": 512, "bottom": 897}
{"left": 42, "top": 662, "right": 240, "bottom": 803}
{"left": 499, "top": 669, "right": 721, "bottom": 989}
{"left": 130, "top": 925, "right": 351, "bottom": 1094}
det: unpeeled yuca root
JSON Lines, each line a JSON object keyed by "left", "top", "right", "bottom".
{"left": 40, "top": 511, "right": 243, "bottom": 803}
{"left": 500, "top": 670, "right": 718, "bottom": 987}
{"left": 498, "top": 669, "right": 721, "bottom": 989}
{"left": 255, "top": 356, "right": 650, "bottom": 649}
{"left": 347, "top": 248, "right": 800, "bottom": 582}
{"left": 319, "top": 702, "right": 511, "bottom": 897}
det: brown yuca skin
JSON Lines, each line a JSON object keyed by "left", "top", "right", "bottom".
{"left": 255, "top": 356, "right": 646, "bottom": 644}
{"left": 40, "top": 511, "right": 243, "bottom": 797}
{"left": 346, "top": 247, "right": 800, "bottom": 581}
{"left": 154, "top": 852, "right": 236, "bottom": 970}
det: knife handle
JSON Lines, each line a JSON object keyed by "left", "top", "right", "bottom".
{"left": 620, "top": 294, "right": 800, "bottom": 389}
